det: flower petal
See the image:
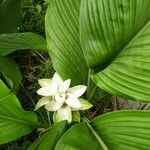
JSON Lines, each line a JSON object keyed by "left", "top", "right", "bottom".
{"left": 44, "top": 100, "right": 63, "bottom": 111}
{"left": 65, "top": 94, "right": 81, "bottom": 108}
{"left": 37, "top": 84, "right": 57, "bottom": 96}
{"left": 37, "top": 87, "right": 51, "bottom": 96}
{"left": 38, "top": 79, "right": 52, "bottom": 87}
{"left": 34, "top": 97, "right": 50, "bottom": 111}
{"left": 72, "top": 98, "right": 93, "bottom": 111}
{"left": 68, "top": 85, "right": 87, "bottom": 98}
{"left": 55, "top": 94, "right": 65, "bottom": 104}
{"left": 59, "top": 79, "right": 71, "bottom": 93}
{"left": 53, "top": 106, "right": 72, "bottom": 123}
{"left": 53, "top": 72, "right": 63, "bottom": 87}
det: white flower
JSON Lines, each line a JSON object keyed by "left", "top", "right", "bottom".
{"left": 35, "top": 72, "right": 92, "bottom": 123}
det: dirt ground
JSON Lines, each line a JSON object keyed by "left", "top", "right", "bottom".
{"left": 110, "top": 97, "right": 150, "bottom": 111}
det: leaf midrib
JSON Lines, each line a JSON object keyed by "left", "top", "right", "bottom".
{"left": 86, "top": 122, "right": 109, "bottom": 150}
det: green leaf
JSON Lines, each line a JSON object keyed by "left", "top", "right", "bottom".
{"left": 55, "top": 111, "right": 150, "bottom": 150}
{"left": 28, "top": 121, "right": 68, "bottom": 150}
{"left": 0, "top": 33, "right": 47, "bottom": 56}
{"left": 56, "top": 122, "right": 102, "bottom": 150}
{"left": 0, "top": 0, "right": 22, "bottom": 34}
{"left": 45, "top": 0, "right": 88, "bottom": 85}
{"left": 80, "top": 0, "right": 150, "bottom": 102}
{"left": 0, "top": 0, "right": 23, "bottom": 89}
{"left": 0, "top": 56, "right": 22, "bottom": 90}
{"left": 91, "top": 110, "right": 150, "bottom": 150}
{"left": 0, "top": 80, "right": 38, "bottom": 144}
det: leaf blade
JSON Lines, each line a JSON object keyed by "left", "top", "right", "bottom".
{"left": 0, "top": 0, "right": 22, "bottom": 33}
{"left": 28, "top": 121, "right": 68, "bottom": 150}
{"left": 45, "top": 0, "right": 88, "bottom": 85}
{"left": 80, "top": 0, "right": 150, "bottom": 101}
{"left": 92, "top": 22, "right": 150, "bottom": 102}
{"left": 0, "top": 80, "right": 38, "bottom": 144}
{"left": 55, "top": 122, "right": 102, "bottom": 150}
{"left": 91, "top": 110, "right": 150, "bottom": 150}
{"left": 0, "top": 56, "right": 22, "bottom": 90}
{"left": 55, "top": 111, "right": 150, "bottom": 150}
{"left": 0, "top": 33, "right": 47, "bottom": 56}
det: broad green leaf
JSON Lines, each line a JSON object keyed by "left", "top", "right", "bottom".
{"left": 0, "top": 0, "right": 22, "bottom": 34}
{"left": 0, "top": 80, "right": 38, "bottom": 144}
{"left": 0, "top": 0, "right": 23, "bottom": 89}
{"left": 28, "top": 121, "right": 68, "bottom": 150}
{"left": 91, "top": 110, "right": 150, "bottom": 150}
{"left": 56, "top": 122, "right": 102, "bottom": 150}
{"left": 80, "top": 0, "right": 150, "bottom": 101}
{"left": 55, "top": 111, "right": 150, "bottom": 150}
{"left": 45, "top": 0, "right": 88, "bottom": 85}
{"left": 0, "top": 33, "right": 47, "bottom": 56}
{"left": 0, "top": 56, "right": 22, "bottom": 90}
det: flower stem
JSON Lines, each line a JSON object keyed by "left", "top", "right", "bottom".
{"left": 20, "top": 83, "right": 47, "bottom": 125}
{"left": 47, "top": 110, "right": 52, "bottom": 127}
{"left": 86, "top": 69, "right": 91, "bottom": 98}
{"left": 88, "top": 85, "right": 97, "bottom": 100}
